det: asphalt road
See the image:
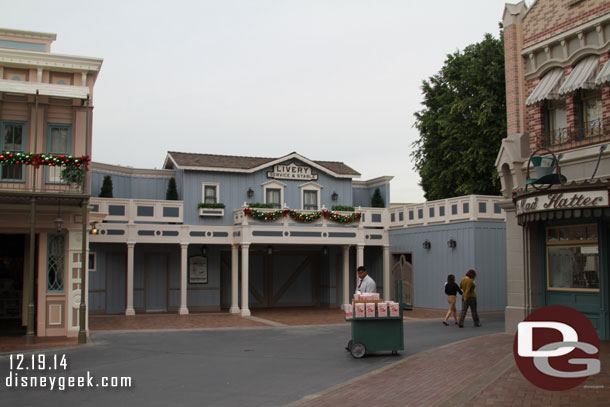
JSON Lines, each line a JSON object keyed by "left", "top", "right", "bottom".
{"left": 0, "top": 314, "right": 504, "bottom": 407}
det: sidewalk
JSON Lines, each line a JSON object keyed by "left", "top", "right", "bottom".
{"left": 1, "top": 308, "right": 608, "bottom": 406}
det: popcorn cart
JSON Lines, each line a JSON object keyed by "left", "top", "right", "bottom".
{"left": 344, "top": 295, "right": 404, "bottom": 358}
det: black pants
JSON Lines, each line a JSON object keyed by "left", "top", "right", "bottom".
{"left": 459, "top": 298, "right": 480, "bottom": 326}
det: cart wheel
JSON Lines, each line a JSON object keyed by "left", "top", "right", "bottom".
{"left": 346, "top": 340, "right": 353, "bottom": 351}
{"left": 351, "top": 343, "right": 366, "bottom": 358}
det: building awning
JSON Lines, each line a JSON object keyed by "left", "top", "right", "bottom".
{"left": 525, "top": 68, "right": 563, "bottom": 106}
{"left": 0, "top": 79, "right": 90, "bottom": 99}
{"left": 558, "top": 55, "right": 599, "bottom": 95}
{"left": 595, "top": 59, "right": 610, "bottom": 85}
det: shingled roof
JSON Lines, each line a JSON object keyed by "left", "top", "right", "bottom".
{"left": 164, "top": 151, "right": 361, "bottom": 177}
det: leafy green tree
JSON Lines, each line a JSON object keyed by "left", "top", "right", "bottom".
{"left": 99, "top": 175, "right": 113, "bottom": 198}
{"left": 371, "top": 188, "right": 385, "bottom": 208}
{"left": 166, "top": 177, "right": 178, "bottom": 200}
{"left": 412, "top": 32, "right": 506, "bottom": 200}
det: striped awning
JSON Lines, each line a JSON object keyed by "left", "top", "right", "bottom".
{"left": 595, "top": 59, "right": 610, "bottom": 85}
{"left": 558, "top": 55, "right": 599, "bottom": 95}
{"left": 525, "top": 68, "right": 563, "bottom": 106}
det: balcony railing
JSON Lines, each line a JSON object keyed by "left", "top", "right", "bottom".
{"left": 89, "top": 198, "right": 184, "bottom": 224}
{"left": 544, "top": 117, "right": 609, "bottom": 149}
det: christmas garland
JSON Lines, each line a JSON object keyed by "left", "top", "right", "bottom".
{"left": 0, "top": 152, "right": 90, "bottom": 170}
{"left": 243, "top": 208, "right": 361, "bottom": 224}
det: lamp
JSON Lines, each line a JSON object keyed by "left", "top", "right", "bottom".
{"left": 202, "top": 245, "right": 208, "bottom": 256}
{"left": 90, "top": 222, "right": 98, "bottom": 235}
{"left": 54, "top": 200, "right": 64, "bottom": 233}
{"left": 422, "top": 240, "right": 431, "bottom": 250}
{"left": 447, "top": 239, "right": 457, "bottom": 248}
{"left": 267, "top": 245, "right": 273, "bottom": 255}
{"left": 331, "top": 191, "right": 338, "bottom": 201}
{"left": 247, "top": 188, "right": 254, "bottom": 198}
{"left": 322, "top": 246, "right": 329, "bottom": 255}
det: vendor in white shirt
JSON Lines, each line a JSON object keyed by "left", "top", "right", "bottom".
{"left": 356, "top": 266, "right": 377, "bottom": 294}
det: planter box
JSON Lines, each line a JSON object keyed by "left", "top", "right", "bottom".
{"left": 198, "top": 208, "right": 224, "bottom": 217}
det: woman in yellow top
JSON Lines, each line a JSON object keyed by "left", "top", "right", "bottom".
{"left": 458, "top": 269, "right": 480, "bottom": 327}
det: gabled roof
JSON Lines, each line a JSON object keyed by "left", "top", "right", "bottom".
{"left": 164, "top": 151, "right": 361, "bottom": 178}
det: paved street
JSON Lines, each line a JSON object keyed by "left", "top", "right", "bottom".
{"left": 0, "top": 315, "right": 504, "bottom": 407}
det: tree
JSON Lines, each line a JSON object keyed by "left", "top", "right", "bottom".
{"left": 166, "top": 177, "right": 178, "bottom": 200}
{"left": 371, "top": 188, "right": 385, "bottom": 208}
{"left": 412, "top": 32, "right": 506, "bottom": 200}
{"left": 99, "top": 175, "right": 113, "bottom": 198}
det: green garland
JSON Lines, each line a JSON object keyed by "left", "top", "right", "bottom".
{"left": 243, "top": 208, "right": 284, "bottom": 221}
{"left": 0, "top": 152, "right": 90, "bottom": 170}
{"left": 288, "top": 210, "right": 323, "bottom": 223}
{"left": 243, "top": 207, "right": 361, "bottom": 224}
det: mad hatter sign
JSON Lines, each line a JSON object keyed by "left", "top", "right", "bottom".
{"left": 516, "top": 190, "right": 609, "bottom": 215}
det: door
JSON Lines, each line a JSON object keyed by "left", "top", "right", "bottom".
{"left": 391, "top": 253, "right": 413, "bottom": 306}
{"left": 106, "top": 253, "right": 126, "bottom": 314}
{"left": 145, "top": 254, "right": 168, "bottom": 312}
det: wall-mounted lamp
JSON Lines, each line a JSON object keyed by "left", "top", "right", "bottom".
{"left": 422, "top": 240, "right": 431, "bottom": 250}
{"left": 447, "top": 239, "right": 457, "bottom": 249}
{"left": 90, "top": 221, "right": 99, "bottom": 235}
{"left": 322, "top": 246, "right": 329, "bottom": 255}
{"left": 202, "top": 245, "right": 208, "bottom": 256}
{"left": 54, "top": 199, "right": 63, "bottom": 233}
{"left": 331, "top": 191, "right": 338, "bottom": 201}
{"left": 267, "top": 245, "right": 273, "bottom": 255}
{"left": 247, "top": 188, "right": 254, "bottom": 198}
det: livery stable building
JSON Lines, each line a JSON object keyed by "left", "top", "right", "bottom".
{"left": 82, "top": 151, "right": 507, "bottom": 324}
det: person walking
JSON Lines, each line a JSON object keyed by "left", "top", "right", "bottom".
{"left": 442, "top": 274, "right": 462, "bottom": 326}
{"left": 458, "top": 269, "right": 480, "bottom": 327}
{"left": 355, "top": 266, "right": 376, "bottom": 293}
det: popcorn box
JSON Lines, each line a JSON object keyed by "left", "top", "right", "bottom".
{"left": 344, "top": 304, "right": 353, "bottom": 320}
{"left": 389, "top": 302, "right": 400, "bottom": 317}
{"left": 365, "top": 303, "right": 376, "bottom": 318}
{"left": 377, "top": 302, "right": 388, "bottom": 317}
{"left": 353, "top": 293, "right": 360, "bottom": 300}
{"left": 355, "top": 303, "right": 366, "bottom": 318}
{"left": 372, "top": 293, "right": 380, "bottom": 301}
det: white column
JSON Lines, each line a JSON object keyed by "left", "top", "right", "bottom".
{"left": 342, "top": 245, "right": 350, "bottom": 308}
{"left": 356, "top": 245, "right": 365, "bottom": 298}
{"left": 240, "top": 244, "right": 251, "bottom": 316}
{"left": 125, "top": 242, "right": 135, "bottom": 316}
{"left": 383, "top": 245, "right": 391, "bottom": 301}
{"left": 230, "top": 244, "right": 240, "bottom": 314}
{"left": 179, "top": 243, "right": 189, "bottom": 315}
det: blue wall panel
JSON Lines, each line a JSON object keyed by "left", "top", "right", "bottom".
{"left": 91, "top": 170, "right": 172, "bottom": 200}
{"left": 389, "top": 221, "right": 506, "bottom": 311}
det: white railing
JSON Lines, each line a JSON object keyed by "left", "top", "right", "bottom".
{"left": 89, "top": 198, "right": 183, "bottom": 224}
{"left": 388, "top": 195, "right": 505, "bottom": 229}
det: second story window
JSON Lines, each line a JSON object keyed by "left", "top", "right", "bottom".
{"left": 203, "top": 184, "right": 218, "bottom": 203}
{"left": 1, "top": 121, "right": 26, "bottom": 181}
{"left": 303, "top": 190, "right": 318, "bottom": 210}
{"left": 266, "top": 188, "right": 281, "bottom": 209}
{"left": 580, "top": 89, "right": 602, "bottom": 138}
{"left": 546, "top": 99, "right": 567, "bottom": 145}
{"left": 47, "top": 124, "right": 71, "bottom": 183}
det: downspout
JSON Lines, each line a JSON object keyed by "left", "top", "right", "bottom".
{"left": 78, "top": 95, "right": 90, "bottom": 344}
{"left": 25, "top": 90, "right": 39, "bottom": 344}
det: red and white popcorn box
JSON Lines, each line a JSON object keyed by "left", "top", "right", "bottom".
{"left": 366, "top": 302, "right": 376, "bottom": 318}
{"left": 372, "top": 293, "right": 380, "bottom": 301}
{"left": 344, "top": 304, "right": 353, "bottom": 320}
{"left": 353, "top": 293, "right": 360, "bottom": 300}
{"left": 377, "top": 302, "right": 388, "bottom": 317}
{"left": 389, "top": 302, "right": 400, "bottom": 317}
{"left": 355, "top": 303, "right": 366, "bottom": 318}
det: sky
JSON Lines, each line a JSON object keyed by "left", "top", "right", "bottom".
{"left": 4, "top": 0, "right": 513, "bottom": 203}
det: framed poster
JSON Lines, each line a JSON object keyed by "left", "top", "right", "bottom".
{"left": 189, "top": 255, "right": 208, "bottom": 284}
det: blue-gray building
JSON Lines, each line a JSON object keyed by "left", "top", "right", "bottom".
{"left": 87, "top": 151, "right": 506, "bottom": 317}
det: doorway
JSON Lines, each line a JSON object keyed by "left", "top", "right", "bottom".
{"left": 0, "top": 234, "right": 26, "bottom": 335}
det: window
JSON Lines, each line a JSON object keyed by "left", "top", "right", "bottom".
{"left": 546, "top": 99, "right": 567, "bottom": 145}
{"left": 580, "top": 89, "right": 602, "bottom": 138}
{"left": 46, "top": 124, "right": 71, "bottom": 183}
{"left": 202, "top": 184, "right": 218, "bottom": 204}
{"left": 1, "top": 121, "right": 26, "bottom": 181}
{"left": 546, "top": 225, "right": 599, "bottom": 291}
{"left": 303, "top": 190, "right": 318, "bottom": 210}
{"left": 47, "top": 234, "right": 65, "bottom": 292}
{"left": 266, "top": 188, "right": 281, "bottom": 209}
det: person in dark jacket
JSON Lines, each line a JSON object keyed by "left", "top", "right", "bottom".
{"left": 443, "top": 274, "right": 462, "bottom": 326}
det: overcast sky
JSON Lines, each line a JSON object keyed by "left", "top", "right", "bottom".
{"left": 5, "top": 0, "right": 511, "bottom": 203}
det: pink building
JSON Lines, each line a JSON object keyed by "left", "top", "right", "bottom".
{"left": 0, "top": 28, "right": 102, "bottom": 340}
